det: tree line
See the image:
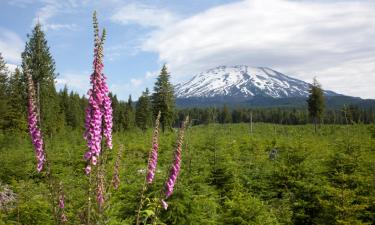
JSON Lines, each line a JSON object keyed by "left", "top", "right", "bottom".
{"left": 0, "top": 23, "right": 175, "bottom": 135}
{"left": 0, "top": 23, "right": 374, "bottom": 135}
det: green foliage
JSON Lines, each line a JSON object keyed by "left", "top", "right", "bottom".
{"left": 0, "top": 53, "right": 9, "bottom": 130}
{"left": 307, "top": 78, "right": 325, "bottom": 131}
{"left": 0, "top": 123, "right": 374, "bottom": 224}
{"left": 21, "top": 23, "right": 63, "bottom": 135}
{"left": 152, "top": 65, "right": 175, "bottom": 132}
{"left": 124, "top": 95, "right": 135, "bottom": 130}
{"left": 136, "top": 88, "right": 152, "bottom": 131}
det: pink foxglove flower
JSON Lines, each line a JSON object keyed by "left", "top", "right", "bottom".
{"left": 164, "top": 116, "right": 189, "bottom": 199}
{"left": 146, "top": 111, "right": 161, "bottom": 184}
{"left": 25, "top": 70, "right": 46, "bottom": 173}
{"left": 83, "top": 12, "right": 113, "bottom": 174}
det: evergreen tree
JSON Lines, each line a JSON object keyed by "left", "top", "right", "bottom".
{"left": 0, "top": 53, "right": 9, "bottom": 129}
{"left": 4, "top": 68, "right": 27, "bottom": 131}
{"left": 21, "top": 23, "right": 62, "bottom": 135}
{"left": 135, "top": 88, "right": 152, "bottom": 131}
{"left": 152, "top": 64, "right": 175, "bottom": 132}
{"left": 307, "top": 78, "right": 325, "bottom": 132}
{"left": 220, "top": 104, "right": 232, "bottom": 124}
{"left": 124, "top": 95, "right": 135, "bottom": 130}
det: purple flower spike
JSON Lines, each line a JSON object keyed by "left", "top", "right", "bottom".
{"left": 83, "top": 13, "right": 113, "bottom": 174}
{"left": 164, "top": 116, "right": 189, "bottom": 198}
{"left": 146, "top": 111, "right": 161, "bottom": 184}
{"left": 25, "top": 70, "right": 46, "bottom": 173}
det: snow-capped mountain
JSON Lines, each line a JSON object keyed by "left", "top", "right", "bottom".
{"left": 175, "top": 65, "right": 337, "bottom": 99}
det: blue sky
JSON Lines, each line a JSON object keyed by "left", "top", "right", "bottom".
{"left": 1, "top": 0, "right": 375, "bottom": 99}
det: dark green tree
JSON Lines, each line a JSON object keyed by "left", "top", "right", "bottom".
{"left": 124, "top": 95, "right": 135, "bottom": 130}
{"left": 307, "top": 78, "right": 325, "bottom": 132}
{"left": 135, "top": 88, "right": 152, "bottom": 131}
{"left": 152, "top": 64, "right": 175, "bottom": 132}
{"left": 0, "top": 53, "right": 9, "bottom": 129}
{"left": 4, "top": 68, "right": 27, "bottom": 131}
{"left": 21, "top": 23, "right": 62, "bottom": 135}
{"left": 220, "top": 104, "right": 232, "bottom": 124}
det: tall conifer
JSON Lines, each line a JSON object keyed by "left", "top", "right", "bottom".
{"left": 136, "top": 88, "right": 152, "bottom": 131}
{"left": 21, "top": 23, "right": 62, "bottom": 134}
{"left": 152, "top": 65, "right": 175, "bottom": 132}
{"left": 307, "top": 78, "right": 325, "bottom": 132}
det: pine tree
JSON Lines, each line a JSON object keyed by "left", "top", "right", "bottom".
{"left": 152, "top": 64, "right": 175, "bottom": 132}
{"left": 0, "top": 53, "right": 9, "bottom": 129}
{"left": 4, "top": 68, "right": 27, "bottom": 131}
{"left": 307, "top": 78, "right": 325, "bottom": 133}
{"left": 124, "top": 95, "right": 135, "bottom": 130}
{"left": 22, "top": 23, "right": 62, "bottom": 135}
{"left": 135, "top": 88, "right": 152, "bottom": 131}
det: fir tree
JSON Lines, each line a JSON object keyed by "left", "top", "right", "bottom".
{"left": 4, "top": 68, "right": 27, "bottom": 131}
{"left": 0, "top": 53, "right": 9, "bottom": 129}
{"left": 307, "top": 78, "right": 325, "bottom": 132}
{"left": 21, "top": 23, "right": 62, "bottom": 135}
{"left": 124, "top": 95, "right": 135, "bottom": 130}
{"left": 152, "top": 64, "right": 175, "bottom": 132}
{"left": 135, "top": 88, "right": 152, "bottom": 131}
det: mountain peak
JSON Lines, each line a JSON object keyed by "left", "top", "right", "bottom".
{"left": 175, "top": 65, "right": 337, "bottom": 99}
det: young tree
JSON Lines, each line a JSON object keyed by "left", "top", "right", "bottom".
{"left": 21, "top": 23, "right": 62, "bottom": 135}
{"left": 307, "top": 78, "right": 325, "bottom": 133}
{"left": 152, "top": 64, "right": 175, "bottom": 132}
{"left": 136, "top": 88, "right": 152, "bottom": 131}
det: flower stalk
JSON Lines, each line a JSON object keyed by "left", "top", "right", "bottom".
{"left": 84, "top": 11, "right": 112, "bottom": 174}
{"left": 25, "top": 69, "right": 46, "bottom": 173}
{"left": 136, "top": 112, "right": 161, "bottom": 225}
{"left": 163, "top": 116, "right": 189, "bottom": 205}
{"left": 146, "top": 111, "right": 161, "bottom": 184}
{"left": 112, "top": 144, "right": 124, "bottom": 190}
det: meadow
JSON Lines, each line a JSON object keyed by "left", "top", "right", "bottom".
{"left": 0, "top": 123, "right": 374, "bottom": 224}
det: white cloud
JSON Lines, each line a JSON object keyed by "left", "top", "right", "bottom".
{"left": 110, "top": 3, "right": 178, "bottom": 28}
{"left": 130, "top": 78, "right": 143, "bottom": 87}
{"left": 145, "top": 70, "right": 158, "bottom": 79}
{"left": 0, "top": 27, "right": 24, "bottom": 64}
{"left": 56, "top": 71, "right": 90, "bottom": 95}
{"left": 6, "top": 63, "right": 19, "bottom": 73}
{"left": 141, "top": 0, "right": 375, "bottom": 98}
{"left": 32, "top": 0, "right": 78, "bottom": 31}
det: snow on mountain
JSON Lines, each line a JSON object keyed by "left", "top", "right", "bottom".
{"left": 175, "top": 65, "right": 337, "bottom": 99}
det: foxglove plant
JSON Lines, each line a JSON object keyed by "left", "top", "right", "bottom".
{"left": 112, "top": 144, "right": 124, "bottom": 190}
{"left": 163, "top": 116, "right": 189, "bottom": 206}
{"left": 96, "top": 170, "right": 105, "bottom": 209}
{"left": 58, "top": 183, "right": 68, "bottom": 223}
{"left": 135, "top": 113, "right": 162, "bottom": 225}
{"left": 83, "top": 11, "right": 113, "bottom": 174}
{"left": 146, "top": 111, "right": 161, "bottom": 184}
{"left": 25, "top": 69, "right": 46, "bottom": 173}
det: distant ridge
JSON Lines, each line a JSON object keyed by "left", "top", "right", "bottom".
{"left": 175, "top": 65, "right": 338, "bottom": 99}
{"left": 174, "top": 65, "right": 375, "bottom": 108}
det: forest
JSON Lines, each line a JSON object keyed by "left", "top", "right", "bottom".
{"left": 0, "top": 12, "right": 374, "bottom": 225}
